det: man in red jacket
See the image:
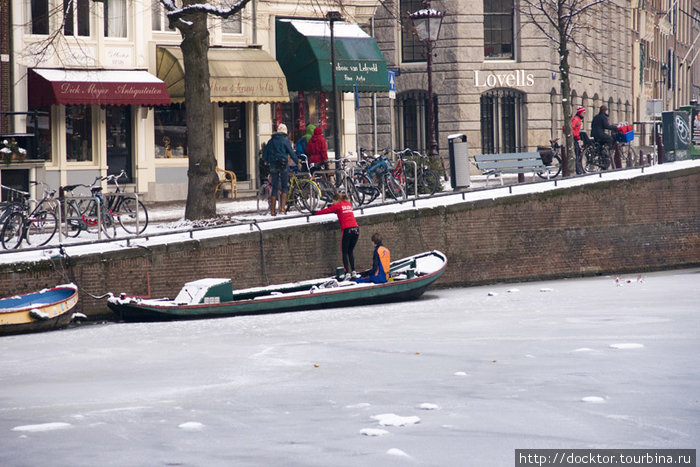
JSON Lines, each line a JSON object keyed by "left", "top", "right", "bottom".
{"left": 570, "top": 106, "right": 586, "bottom": 173}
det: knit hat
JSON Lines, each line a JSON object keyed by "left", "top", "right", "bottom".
{"left": 277, "top": 123, "right": 288, "bottom": 134}
{"left": 576, "top": 106, "right": 586, "bottom": 115}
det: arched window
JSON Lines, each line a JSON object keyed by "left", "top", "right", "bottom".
{"left": 480, "top": 88, "right": 525, "bottom": 154}
{"left": 396, "top": 90, "right": 433, "bottom": 152}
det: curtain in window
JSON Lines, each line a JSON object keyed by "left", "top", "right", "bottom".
{"left": 105, "top": 0, "right": 127, "bottom": 37}
{"left": 480, "top": 89, "right": 524, "bottom": 154}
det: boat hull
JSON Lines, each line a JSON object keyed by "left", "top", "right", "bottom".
{"left": 0, "top": 285, "right": 79, "bottom": 336}
{"left": 109, "top": 251, "right": 446, "bottom": 323}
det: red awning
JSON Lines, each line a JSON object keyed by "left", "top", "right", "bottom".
{"left": 28, "top": 68, "right": 171, "bottom": 108}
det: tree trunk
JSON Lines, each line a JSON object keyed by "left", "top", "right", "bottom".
{"left": 558, "top": 8, "right": 575, "bottom": 177}
{"left": 180, "top": 9, "right": 218, "bottom": 220}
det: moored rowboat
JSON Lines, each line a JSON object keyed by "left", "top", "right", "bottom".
{"left": 108, "top": 250, "right": 447, "bottom": 322}
{"left": 0, "top": 284, "right": 80, "bottom": 336}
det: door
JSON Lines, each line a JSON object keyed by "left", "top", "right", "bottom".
{"left": 223, "top": 103, "right": 247, "bottom": 181}
{"left": 106, "top": 106, "right": 133, "bottom": 182}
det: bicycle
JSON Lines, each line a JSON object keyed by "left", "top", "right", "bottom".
{"left": 311, "top": 157, "right": 362, "bottom": 208}
{"left": 62, "top": 182, "right": 117, "bottom": 239}
{"left": 579, "top": 132, "right": 612, "bottom": 173}
{"left": 103, "top": 170, "right": 149, "bottom": 235}
{"left": 536, "top": 139, "right": 563, "bottom": 179}
{"left": 1, "top": 181, "right": 58, "bottom": 249}
{"left": 256, "top": 156, "right": 322, "bottom": 215}
{"left": 397, "top": 149, "right": 441, "bottom": 195}
{"left": 360, "top": 152, "right": 405, "bottom": 200}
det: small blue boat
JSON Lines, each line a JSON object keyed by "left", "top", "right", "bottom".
{"left": 0, "top": 284, "right": 80, "bottom": 336}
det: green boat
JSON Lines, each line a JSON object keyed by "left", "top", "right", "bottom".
{"left": 107, "top": 251, "right": 447, "bottom": 322}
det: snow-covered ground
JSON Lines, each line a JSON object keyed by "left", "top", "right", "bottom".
{"left": 0, "top": 269, "right": 698, "bottom": 466}
{"left": 1, "top": 160, "right": 698, "bottom": 266}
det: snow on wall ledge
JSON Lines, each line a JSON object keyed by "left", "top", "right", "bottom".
{"left": 1, "top": 164, "right": 699, "bottom": 316}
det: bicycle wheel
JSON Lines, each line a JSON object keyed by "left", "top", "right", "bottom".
{"left": 256, "top": 183, "right": 271, "bottom": 215}
{"left": 116, "top": 197, "right": 149, "bottom": 235}
{"left": 582, "top": 146, "right": 604, "bottom": 173}
{"left": 296, "top": 179, "right": 322, "bottom": 213}
{"left": 1, "top": 212, "right": 24, "bottom": 249}
{"left": 315, "top": 177, "right": 336, "bottom": 207}
{"left": 536, "top": 155, "right": 562, "bottom": 179}
{"left": 418, "top": 169, "right": 440, "bottom": 195}
{"left": 63, "top": 202, "right": 84, "bottom": 238}
{"left": 26, "top": 210, "right": 57, "bottom": 246}
{"left": 384, "top": 173, "right": 405, "bottom": 200}
{"left": 100, "top": 211, "right": 117, "bottom": 239}
{"left": 354, "top": 172, "right": 378, "bottom": 205}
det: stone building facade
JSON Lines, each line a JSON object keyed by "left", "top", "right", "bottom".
{"left": 359, "top": 0, "right": 699, "bottom": 160}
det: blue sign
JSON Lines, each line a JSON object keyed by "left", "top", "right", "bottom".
{"left": 388, "top": 70, "right": 396, "bottom": 92}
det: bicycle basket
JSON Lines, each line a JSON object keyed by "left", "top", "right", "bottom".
{"left": 537, "top": 146, "right": 554, "bottom": 166}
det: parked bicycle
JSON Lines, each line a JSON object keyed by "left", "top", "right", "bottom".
{"left": 359, "top": 152, "right": 405, "bottom": 200}
{"left": 1, "top": 181, "right": 58, "bottom": 249}
{"left": 62, "top": 170, "right": 148, "bottom": 238}
{"left": 256, "top": 156, "right": 322, "bottom": 215}
{"left": 311, "top": 157, "right": 362, "bottom": 208}
{"left": 536, "top": 139, "right": 563, "bottom": 179}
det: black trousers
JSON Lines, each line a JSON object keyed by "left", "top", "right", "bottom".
{"left": 341, "top": 227, "right": 359, "bottom": 273}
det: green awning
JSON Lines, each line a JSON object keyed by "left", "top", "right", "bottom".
{"left": 275, "top": 19, "right": 390, "bottom": 93}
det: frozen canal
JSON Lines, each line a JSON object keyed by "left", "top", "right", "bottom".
{"left": 1, "top": 269, "right": 698, "bottom": 467}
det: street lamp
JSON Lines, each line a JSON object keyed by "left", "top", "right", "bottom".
{"left": 409, "top": 1, "right": 443, "bottom": 158}
{"left": 326, "top": 10, "right": 343, "bottom": 161}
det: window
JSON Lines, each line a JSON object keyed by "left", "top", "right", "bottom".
{"left": 104, "top": 0, "right": 127, "bottom": 37}
{"left": 63, "top": 0, "right": 90, "bottom": 37}
{"left": 66, "top": 105, "right": 93, "bottom": 162}
{"left": 275, "top": 92, "right": 336, "bottom": 155}
{"left": 480, "top": 89, "right": 524, "bottom": 154}
{"left": 396, "top": 90, "right": 434, "bottom": 153}
{"left": 400, "top": 0, "right": 426, "bottom": 63}
{"left": 154, "top": 105, "right": 188, "bottom": 158}
{"left": 152, "top": 0, "right": 176, "bottom": 32}
{"left": 221, "top": 2, "right": 242, "bottom": 35}
{"left": 484, "top": 0, "right": 514, "bottom": 60}
{"left": 26, "top": 110, "right": 51, "bottom": 160}
{"left": 30, "top": 0, "right": 49, "bottom": 35}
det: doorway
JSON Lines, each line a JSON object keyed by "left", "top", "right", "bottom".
{"left": 106, "top": 106, "right": 133, "bottom": 182}
{"left": 222, "top": 103, "right": 247, "bottom": 181}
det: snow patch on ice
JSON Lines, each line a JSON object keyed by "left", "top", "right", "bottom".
{"left": 372, "top": 413, "right": 421, "bottom": 427}
{"left": 387, "top": 448, "right": 412, "bottom": 458}
{"left": 12, "top": 422, "right": 72, "bottom": 432}
{"left": 345, "top": 402, "right": 371, "bottom": 409}
{"left": 418, "top": 403, "right": 439, "bottom": 410}
{"left": 582, "top": 396, "right": 606, "bottom": 403}
{"left": 507, "top": 288, "right": 520, "bottom": 293}
{"left": 540, "top": 288, "right": 554, "bottom": 292}
{"left": 360, "top": 428, "right": 389, "bottom": 437}
{"left": 178, "top": 421, "right": 205, "bottom": 431}
{"left": 454, "top": 371, "right": 469, "bottom": 376}
{"left": 572, "top": 348, "right": 595, "bottom": 353}
{"left": 487, "top": 291, "right": 498, "bottom": 296}
{"left": 610, "top": 343, "right": 644, "bottom": 350}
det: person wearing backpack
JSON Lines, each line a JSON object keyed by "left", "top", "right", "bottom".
{"left": 263, "top": 123, "right": 300, "bottom": 216}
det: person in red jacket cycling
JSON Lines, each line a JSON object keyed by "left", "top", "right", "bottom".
{"left": 313, "top": 192, "right": 359, "bottom": 280}
{"left": 568, "top": 106, "right": 586, "bottom": 174}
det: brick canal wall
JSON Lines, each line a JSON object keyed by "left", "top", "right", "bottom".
{"left": 1, "top": 167, "right": 698, "bottom": 317}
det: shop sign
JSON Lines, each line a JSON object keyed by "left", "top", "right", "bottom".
{"left": 210, "top": 78, "right": 286, "bottom": 98}
{"left": 335, "top": 61, "right": 381, "bottom": 86}
{"left": 106, "top": 47, "right": 131, "bottom": 67}
{"left": 474, "top": 70, "right": 535, "bottom": 88}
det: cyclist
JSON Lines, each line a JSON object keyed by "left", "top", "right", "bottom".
{"left": 591, "top": 105, "right": 617, "bottom": 148}
{"left": 570, "top": 106, "right": 586, "bottom": 173}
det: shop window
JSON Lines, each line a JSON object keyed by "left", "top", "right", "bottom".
{"left": 484, "top": 0, "right": 514, "bottom": 60}
{"left": 63, "top": 0, "right": 90, "bottom": 37}
{"left": 30, "top": 0, "right": 49, "bottom": 35}
{"left": 151, "top": 0, "right": 175, "bottom": 32}
{"left": 400, "top": 0, "right": 426, "bottom": 63}
{"left": 154, "top": 105, "right": 188, "bottom": 158}
{"left": 66, "top": 105, "right": 93, "bottom": 162}
{"left": 480, "top": 89, "right": 524, "bottom": 154}
{"left": 274, "top": 92, "right": 336, "bottom": 155}
{"left": 104, "top": 0, "right": 127, "bottom": 37}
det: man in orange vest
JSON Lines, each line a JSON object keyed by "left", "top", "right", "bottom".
{"left": 356, "top": 232, "right": 390, "bottom": 284}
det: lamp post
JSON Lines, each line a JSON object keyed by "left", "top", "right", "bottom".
{"left": 409, "top": 1, "right": 443, "bottom": 158}
{"left": 326, "top": 10, "right": 343, "bottom": 161}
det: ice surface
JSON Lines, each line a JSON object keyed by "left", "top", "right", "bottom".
{"left": 0, "top": 269, "right": 698, "bottom": 467}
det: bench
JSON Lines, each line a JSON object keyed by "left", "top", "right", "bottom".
{"left": 473, "top": 152, "right": 546, "bottom": 186}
